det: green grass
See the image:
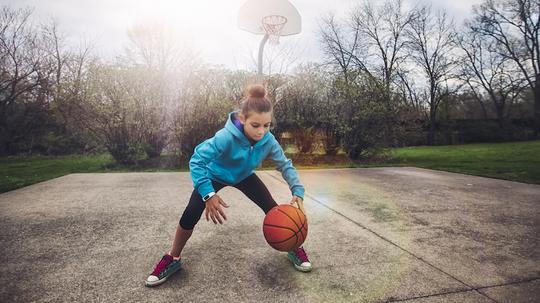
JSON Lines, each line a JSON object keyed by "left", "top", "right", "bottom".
{"left": 0, "top": 154, "right": 114, "bottom": 193}
{"left": 1, "top": 140, "right": 539, "bottom": 193}
{"left": 0, "top": 153, "right": 192, "bottom": 193}
{"left": 384, "top": 140, "right": 540, "bottom": 184}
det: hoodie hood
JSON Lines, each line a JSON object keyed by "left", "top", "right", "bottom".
{"left": 224, "top": 111, "right": 271, "bottom": 147}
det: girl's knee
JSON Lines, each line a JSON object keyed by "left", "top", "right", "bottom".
{"left": 179, "top": 217, "right": 197, "bottom": 230}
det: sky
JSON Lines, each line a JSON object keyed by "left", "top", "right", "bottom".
{"left": 3, "top": 0, "right": 483, "bottom": 71}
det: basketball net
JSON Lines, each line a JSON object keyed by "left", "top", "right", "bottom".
{"left": 262, "top": 15, "right": 287, "bottom": 45}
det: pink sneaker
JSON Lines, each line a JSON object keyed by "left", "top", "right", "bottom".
{"left": 145, "top": 254, "right": 182, "bottom": 287}
{"left": 287, "top": 246, "right": 312, "bottom": 272}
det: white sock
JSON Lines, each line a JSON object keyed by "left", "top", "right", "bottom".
{"left": 168, "top": 251, "right": 181, "bottom": 260}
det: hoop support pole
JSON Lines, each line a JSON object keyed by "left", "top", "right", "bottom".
{"left": 258, "top": 33, "right": 269, "bottom": 79}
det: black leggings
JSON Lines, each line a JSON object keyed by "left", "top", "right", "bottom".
{"left": 179, "top": 173, "right": 278, "bottom": 230}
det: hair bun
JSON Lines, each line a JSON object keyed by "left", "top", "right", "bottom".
{"left": 247, "top": 84, "right": 266, "bottom": 99}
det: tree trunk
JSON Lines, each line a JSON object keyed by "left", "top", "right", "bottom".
{"left": 535, "top": 75, "right": 540, "bottom": 139}
{"left": 428, "top": 107, "right": 437, "bottom": 145}
{"left": 323, "top": 126, "right": 340, "bottom": 156}
{"left": 478, "top": 99, "right": 489, "bottom": 119}
{"left": 495, "top": 103, "right": 505, "bottom": 130}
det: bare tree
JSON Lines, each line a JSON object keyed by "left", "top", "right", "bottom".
{"left": 58, "top": 40, "right": 97, "bottom": 152}
{"left": 351, "top": 0, "right": 413, "bottom": 91}
{"left": 169, "top": 66, "right": 234, "bottom": 161}
{"left": 406, "top": 5, "right": 458, "bottom": 145}
{"left": 319, "top": 13, "right": 361, "bottom": 85}
{"left": 0, "top": 6, "right": 47, "bottom": 154}
{"left": 76, "top": 63, "right": 149, "bottom": 164}
{"left": 40, "top": 19, "right": 66, "bottom": 93}
{"left": 396, "top": 69, "right": 427, "bottom": 118}
{"left": 352, "top": 0, "right": 415, "bottom": 145}
{"left": 470, "top": 0, "right": 540, "bottom": 137}
{"left": 318, "top": 1, "right": 416, "bottom": 148}
{"left": 320, "top": 0, "right": 413, "bottom": 88}
{"left": 274, "top": 64, "right": 324, "bottom": 154}
{"left": 123, "top": 21, "right": 197, "bottom": 72}
{"left": 122, "top": 21, "right": 200, "bottom": 158}
{"left": 457, "top": 24, "right": 526, "bottom": 127}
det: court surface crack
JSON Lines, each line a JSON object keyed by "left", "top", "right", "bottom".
{"left": 265, "top": 172, "right": 500, "bottom": 303}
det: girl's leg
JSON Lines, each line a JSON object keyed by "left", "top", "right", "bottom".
{"left": 233, "top": 173, "right": 278, "bottom": 214}
{"left": 170, "top": 180, "right": 227, "bottom": 258}
{"left": 234, "top": 173, "right": 312, "bottom": 272}
{"left": 169, "top": 225, "right": 193, "bottom": 258}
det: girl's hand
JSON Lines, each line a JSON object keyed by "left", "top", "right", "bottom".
{"left": 289, "top": 196, "right": 305, "bottom": 214}
{"left": 205, "top": 194, "right": 230, "bottom": 224}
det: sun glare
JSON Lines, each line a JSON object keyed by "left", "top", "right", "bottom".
{"left": 124, "top": 0, "right": 251, "bottom": 60}
{"left": 131, "top": 0, "right": 242, "bottom": 33}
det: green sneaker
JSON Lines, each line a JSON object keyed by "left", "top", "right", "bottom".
{"left": 287, "top": 246, "right": 312, "bottom": 272}
{"left": 145, "top": 254, "right": 182, "bottom": 287}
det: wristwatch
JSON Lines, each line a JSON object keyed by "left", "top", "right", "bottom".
{"left": 202, "top": 192, "right": 216, "bottom": 202}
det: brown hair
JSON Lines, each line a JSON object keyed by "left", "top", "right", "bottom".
{"left": 240, "top": 84, "right": 273, "bottom": 117}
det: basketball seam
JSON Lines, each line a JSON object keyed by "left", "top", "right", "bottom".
{"left": 263, "top": 223, "right": 296, "bottom": 233}
{"left": 293, "top": 207, "right": 305, "bottom": 226}
{"left": 290, "top": 226, "right": 299, "bottom": 249}
{"left": 265, "top": 229, "right": 298, "bottom": 244}
{"left": 301, "top": 223, "right": 307, "bottom": 240}
{"left": 268, "top": 209, "right": 307, "bottom": 242}
{"left": 264, "top": 206, "right": 305, "bottom": 249}
{"left": 277, "top": 208, "right": 301, "bottom": 248}
{"left": 297, "top": 222, "right": 306, "bottom": 241}
{"left": 293, "top": 207, "right": 307, "bottom": 239}
{"left": 276, "top": 208, "right": 301, "bottom": 230}
{"left": 263, "top": 224, "right": 300, "bottom": 247}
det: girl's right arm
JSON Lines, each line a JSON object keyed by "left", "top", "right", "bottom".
{"left": 189, "top": 129, "right": 228, "bottom": 200}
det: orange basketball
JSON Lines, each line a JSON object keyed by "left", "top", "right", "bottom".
{"left": 263, "top": 204, "right": 308, "bottom": 252}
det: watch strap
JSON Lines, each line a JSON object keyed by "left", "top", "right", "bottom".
{"left": 203, "top": 192, "right": 216, "bottom": 202}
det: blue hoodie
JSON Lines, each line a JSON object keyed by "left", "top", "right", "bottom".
{"left": 189, "top": 111, "right": 305, "bottom": 201}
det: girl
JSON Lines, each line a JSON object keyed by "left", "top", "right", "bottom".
{"left": 145, "top": 84, "right": 312, "bottom": 287}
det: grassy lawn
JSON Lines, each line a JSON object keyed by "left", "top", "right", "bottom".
{"left": 1, "top": 140, "right": 539, "bottom": 193}
{"left": 0, "top": 154, "right": 114, "bottom": 193}
{"left": 0, "top": 153, "right": 188, "bottom": 193}
{"left": 385, "top": 140, "right": 540, "bottom": 184}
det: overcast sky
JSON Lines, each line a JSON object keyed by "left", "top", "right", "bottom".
{"left": 3, "top": 0, "right": 483, "bottom": 71}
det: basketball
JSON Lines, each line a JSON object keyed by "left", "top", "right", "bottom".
{"left": 263, "top": 204, "right": 308, "bottom": 252}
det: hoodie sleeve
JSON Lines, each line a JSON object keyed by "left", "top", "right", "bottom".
{"left": 269, "top": 137, "right": 305, "bottom": 200}
{"left": 189, "top": 129, "right": 228, "bottom": 199}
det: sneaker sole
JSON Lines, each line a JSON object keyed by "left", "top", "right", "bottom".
{"left": 293, "top": 263, "right": 312, "bottom": 272}
{"left": 145, "top": 266, "right": 181, "bottom": 287}
{"left": 287, "top": 255, "right": 312, "bottom": 272}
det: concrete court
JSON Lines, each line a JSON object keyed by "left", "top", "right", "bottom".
{"left": 0, "top": 167, "right": 538, "bottom": 303}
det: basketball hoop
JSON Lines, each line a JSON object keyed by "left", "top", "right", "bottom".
{"left": 262, "top": 15, "right": 287, "bottom": 45}
{"left": 238, "top": 0, "right": 301, "bottom": 75}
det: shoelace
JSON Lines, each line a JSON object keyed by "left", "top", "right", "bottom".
{"left": 295, "top": 247, "right": 309, "bottom": 263}
{"left": 152, "top": 255, "right": 173, "bottom": 276}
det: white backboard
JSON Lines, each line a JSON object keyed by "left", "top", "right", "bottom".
{"left": 238, "top": 0, "right": 301, "bottom": 36}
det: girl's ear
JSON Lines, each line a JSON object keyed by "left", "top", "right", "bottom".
{"left": 238, "top": 113, "right": 246, "bottom": 124}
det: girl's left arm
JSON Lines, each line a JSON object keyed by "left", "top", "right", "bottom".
{"left": 269, "top": 136, "right": 305, "bottom": 202}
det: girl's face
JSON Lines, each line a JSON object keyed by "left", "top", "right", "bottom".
{"left": 238, "top": 111, "right": 272, "bottom": 142}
